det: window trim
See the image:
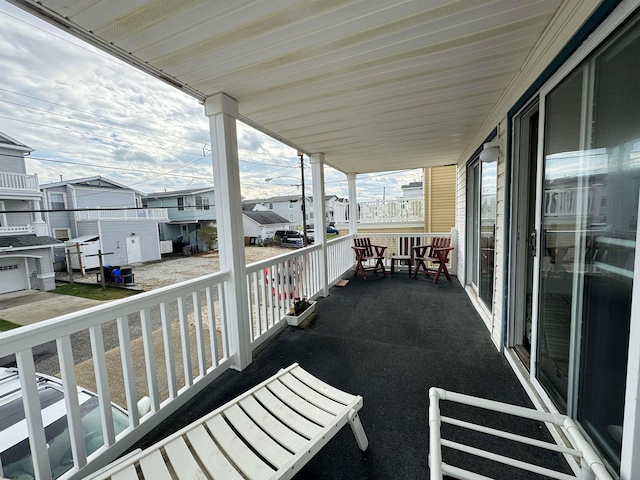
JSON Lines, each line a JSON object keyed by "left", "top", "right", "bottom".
{"left": 48, "top": 192, "right": 66, "bottom": 210}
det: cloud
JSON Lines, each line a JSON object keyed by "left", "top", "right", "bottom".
{"left": 0, "top": 2, "right": 422, "bottom": 201}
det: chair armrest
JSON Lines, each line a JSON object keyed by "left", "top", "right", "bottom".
{"left": 433, "top": 247, "right": 454, "bottom": 252}
{"left": 372, "top": 245, "right": 387, "bottom": 255}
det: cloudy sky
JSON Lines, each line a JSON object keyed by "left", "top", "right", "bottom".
{"left": 0, "top": 1, "right": 422, "bottom": 201}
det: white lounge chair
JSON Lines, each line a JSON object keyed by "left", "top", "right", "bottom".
{"left": 91, "top": 364, "right": 368, "bottom": 479}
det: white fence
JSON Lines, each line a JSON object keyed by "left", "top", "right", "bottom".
{"left": 333, "top": 199, "right": 424, "bottom": 223}
{"left": 75, "top": 209, "right": 169, "bottom": 221}
{"left": 0, "top": 272, "right": 235, "bottom": 480}
{"left": 0, "top": 172, "right": 39, "bottom": 191}
{"left": 0, "top": 225, "right": 35, "bottom": 235}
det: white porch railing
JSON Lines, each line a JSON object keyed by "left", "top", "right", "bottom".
{"left": 333, "top": 199, "right": 424, "bottom": 223}
{"left": 0, "top": 172, "right": 39, "bottom": 191}
{"left": 0, "top": 235, "right": 357, "bottom": 479}
{"left": 245, "top": 235, "right": 355, "bottom": 349}
{"left": 0, "top": 272, "right": 235, "bottom": 480}
{"left": 0, "top": 225, "right": 35, "bottom": 235}
{"left": 75, "top": 209, "right": 170, "bottom": 221}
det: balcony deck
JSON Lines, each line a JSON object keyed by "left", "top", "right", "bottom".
{"left": 131, "top": 272, "right": 572, "bottom": 479}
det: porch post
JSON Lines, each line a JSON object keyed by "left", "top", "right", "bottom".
{"left": 204, "top": 93, "right": 251, "bottom": 371}
{"left": 310, "top": 153, "right": 328, "bottom": 297}
{"left": 347, "top": 173, "right": 357, "bottom": 235}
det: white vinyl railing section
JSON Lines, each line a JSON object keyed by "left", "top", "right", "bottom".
{"left": 0, "top": 172, "right": 39, "bottom": 191}
{"left": 333, "top": 199, "right": 424, "bottom": 224}
{"left": 0, "top": 225, "right": 35, "bottom": 234}
{"left": 429, "top": 387, "right": 612, "bottom": 480}
{"left": 245, "top": 235, "right": 356, "bottom": 349}
{"left": 0, "top": 272, "right": 235, "bottom": 480}
{"left": 245, "top": 245, "right": 323, "bottom": 349}
{"left": 75, "top": 209, "right": 170, "bottom": 222}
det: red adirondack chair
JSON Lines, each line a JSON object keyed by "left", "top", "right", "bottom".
{"left": 352, "top": 237, "right": 387, "bottom": 279}
{"left": 412, "top": 237, "right": 454, "bottom": 283}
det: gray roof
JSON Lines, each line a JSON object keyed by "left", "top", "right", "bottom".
{"left": 243, "top": 211, "right": 289, "bottom": 225}
{"left": 144, "top": 187, "right": 215, "bottom": 198}
{"left": 0, "top": 235, "right": 62, "bottom": 248}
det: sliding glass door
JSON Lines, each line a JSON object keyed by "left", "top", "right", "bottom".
{"left": 532, "top": 14, "right": 640, "bottom": 469}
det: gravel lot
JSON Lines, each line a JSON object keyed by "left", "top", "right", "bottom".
{"left": 56, "top": 245, "right": 291, "bottom": 290}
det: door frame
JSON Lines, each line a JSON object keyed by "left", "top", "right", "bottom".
{"left": 507, "top": 99, "right": 539, "bottom": 362}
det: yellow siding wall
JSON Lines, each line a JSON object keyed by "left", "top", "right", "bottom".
{"left": 424, "top": 165, "right": 456, "bottom": 233}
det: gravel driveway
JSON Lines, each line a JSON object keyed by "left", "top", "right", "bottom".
{"left": 56, "top": 245, "right": 290, "bottom": 290}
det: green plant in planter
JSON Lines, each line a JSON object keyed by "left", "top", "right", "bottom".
{"left": 291, "top": 298, "right": 312, "bottom": 316}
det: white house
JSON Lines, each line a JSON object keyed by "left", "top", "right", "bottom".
{"left": 242, "top": 210, "right": 290, "bottom": 242}
{"left": 41, "top": 176, "right": 169, "bottom": 268}
{"left": 0, "top": 132, "right": 59, "bottom": 293}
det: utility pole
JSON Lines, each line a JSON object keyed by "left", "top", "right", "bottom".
{"left": 298, "top": 151, "right": 308, "bottom": 247}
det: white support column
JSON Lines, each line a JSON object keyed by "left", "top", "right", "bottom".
{"left": 205, "top": 93, "right": 251, "bottom": 371}
{"left": 310, "top": 153, "right": 328, "bottom": 297}
{"left": 347, "top": 173, "right": 357, "bottom": 235}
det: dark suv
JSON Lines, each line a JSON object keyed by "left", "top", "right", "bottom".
{"left": 274, "top": 230, "right": 300, "bottom": 243}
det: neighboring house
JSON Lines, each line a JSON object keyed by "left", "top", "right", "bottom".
{"left": 400, "top": 181, "right": 423, "bottom": 199}
{"left": 41, "top": 176, "right": 169, "bottom": 269}
{"left": 0, "top": 132, "right": 59, "bottom": 293}
{"left": 243, "top": 196, "right": 308, "bottom": 230}
{"left": 143, "top": 187, "right": 216, "bottom": 251}
{"left": 242, "top": 210, "right": 290, "bottom": 242}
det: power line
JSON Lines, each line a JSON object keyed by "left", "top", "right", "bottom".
{"left": 0, "top": 87, "right": 208, "bottom": 148}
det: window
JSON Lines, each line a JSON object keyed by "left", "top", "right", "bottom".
{"left": 203, "top": 198, "right": 210, "bottom": 210}
{"left": 53, "top": 228, "right": 70, "bottom": 241}
{"left": 0, "top": 201, "right": 5, "bottom": 227}
{"left": 269, "top": 203, "right": 274, "bottom": 210}
{"left": 177, "top": 197, "right": 185, "bottom": 211}
{"left": 142, "top": 198, "right": 148, "bottom": 208}
{"left": 289, "top": 213, "right": 294, "bottom": 222}
{"left": 195, "top": 196, "right": 203, "bottom": 210}
{"left": 289, "top": 201, "right": 294, "bottom": 209}
{"left": 49, "top": 192, "right": 66, "bottom": 210}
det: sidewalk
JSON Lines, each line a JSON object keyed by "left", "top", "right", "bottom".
{"left": 0, "top": 290, "right": 101, "bottom": 325}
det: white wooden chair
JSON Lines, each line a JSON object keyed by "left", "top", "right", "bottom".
{"left": 429, "top": 387, "right": 612, "bottom": 480}
{"left": 90, "top": 364, "right": 368, "bottom": 480}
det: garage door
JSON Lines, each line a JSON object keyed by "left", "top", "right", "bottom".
{"left": 0, "top": 259, "right": 27, "bottom": 294}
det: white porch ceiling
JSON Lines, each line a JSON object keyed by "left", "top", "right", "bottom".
{"left": 10, "top": 0, "right": 578, "bottom": 173}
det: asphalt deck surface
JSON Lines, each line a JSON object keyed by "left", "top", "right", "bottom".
{"left": 132, "top": 271, "right": 572, "bottom": 479}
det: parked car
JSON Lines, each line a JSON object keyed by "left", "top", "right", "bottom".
{"left": 326, "top": 226, "right": 339, "bottom": 235}
{"left": 0, "top": 367, "right": 149, "bottom": 480}
{"left": 274, "top": 230, "right": 300, "bottom": 243}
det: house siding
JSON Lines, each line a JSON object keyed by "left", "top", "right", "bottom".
{"left": 425, "top": 165, "right": 456, "bottom": 233}
{"left": 0, "top": 151, "right": 26, "bottom": 173}
{"left": 491, "top": 123, "right": 507, "bottom": 348}
{"left": 3, "top": 199, "right": 31, "bottom": 227}
{"left": 73, "top": 186, "right": 134, "bottom": 209}
{"left": 99, "top": 221, "right": 159, "bottom": 265}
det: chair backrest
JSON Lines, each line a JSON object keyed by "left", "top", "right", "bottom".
{"left": 431, "top": 237, "right": 451, "bottom": 249}
{"left": 397, "top": 236, "right": 421, "bottom": 257}
{"left": 354, "top": 237, "right": 374, "bottom": 257}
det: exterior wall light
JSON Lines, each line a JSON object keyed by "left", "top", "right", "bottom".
{"left": 480, "top": 137, "right": 502, "bottom": 163}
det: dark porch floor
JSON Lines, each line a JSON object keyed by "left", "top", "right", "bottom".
{"left": 133, "top": 271, "right": 572, "bottom": 479}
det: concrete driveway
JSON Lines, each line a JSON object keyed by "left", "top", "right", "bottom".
{"left": 0, "top": 290, "right": 101, "bottom": 326}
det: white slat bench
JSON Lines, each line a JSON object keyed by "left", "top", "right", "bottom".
{"left": 91, "top": 364, "right": 368, "bottom": 480}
